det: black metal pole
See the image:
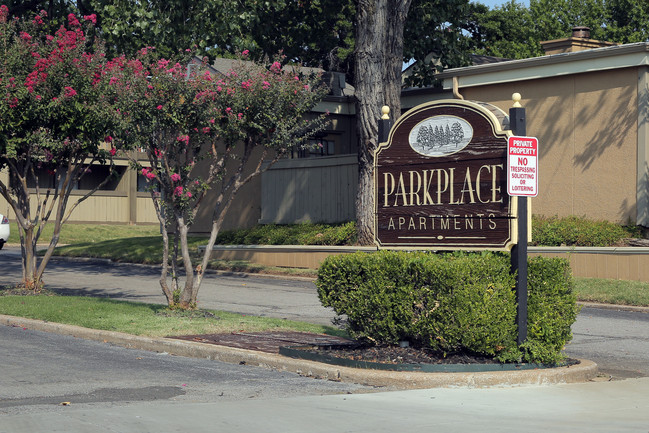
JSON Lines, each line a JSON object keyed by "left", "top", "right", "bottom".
{"left": 509, "top": 106, "right": 528, "bottom": 346}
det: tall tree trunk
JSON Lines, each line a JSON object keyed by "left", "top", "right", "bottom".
{"left": 354, "top": 0, "right": 411, "bottom": 245}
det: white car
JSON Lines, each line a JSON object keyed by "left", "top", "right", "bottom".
{"left": 0, "top": 214, "right": 9, "bottom": 250}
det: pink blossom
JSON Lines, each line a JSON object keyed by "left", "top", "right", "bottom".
{"left": 186, "top": 191, "right": 192, "bottom": 198}
{"left": 270, "top": 61, "right": 281, "bottom": 72}
{"left": 0, "top": 5, "right": 8, "bottom": 23}
{"left": 19, "top": 32, "right": 32, "bottom": 41}
{"left": 105, "top": 135, "right": 113, "bottom": 142}
{"left": 174, "top": 186, "right": 184, "bottom": 196}
{"left": 225, "top": 107, "right": 232, "bottom": 114}
{"left": 64, "top": 86, "right": 77, "bottom": 98}
{"left": 242, "top": 49, "right": 250, "bottom": 57}
{"left": 170, "top": 173, "right": 181, "bottom": 182}
{"left": 109, "top": 147, "right": 116, "bottom": 156}
{"left": 83, "top": 14, "right": 97, "bottom": 24}
{"left": 262, "top": 81, "right": 270, "bottom": 89}
{"left": 33, "top": 15, "right": 44, "bottom": 25}
{"left": 202, "top": 127, "right": 211, "bottom": 134}
{"left": 176, "top": 135, "right": 189, "bottom": 145}
{"left": 141, "top": 168, "right": 156, "bottom": 180}
{"left": 67, "top": 13, "right": 80, "bottom": 27}
{"left": 238, "top": 113, "right": 243, "bottom": 119}
{"left": 156, "top": 105, "right": 163, "bottom": 110}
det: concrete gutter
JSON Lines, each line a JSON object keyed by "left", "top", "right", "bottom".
{"left": 0, "top": 314, "right": 598, "bottom": 390}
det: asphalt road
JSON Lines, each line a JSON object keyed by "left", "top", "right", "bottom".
{"left": 2, "top": 245, "right": 649, "bottom": 379}
{"left": 567, "top": 306, "right": 649, "bottom": 379}
{"left": 0, "top": 323, "right": 367, "bottom": 417}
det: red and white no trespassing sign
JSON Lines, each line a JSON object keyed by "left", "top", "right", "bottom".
{"left": 507, "top": 136, "right": 538, "bottom": 197}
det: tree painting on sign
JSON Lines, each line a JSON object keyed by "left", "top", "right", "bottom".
{"left": 409, "top": 115, "right": 473, "bottom": 156}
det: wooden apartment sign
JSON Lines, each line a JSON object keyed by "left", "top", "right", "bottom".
{"left": 374, "top": 100, "right": 517, "bottom": 250}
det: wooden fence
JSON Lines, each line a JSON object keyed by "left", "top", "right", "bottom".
{"left": 260, "top": 154, "right": 358, "bottom": 224}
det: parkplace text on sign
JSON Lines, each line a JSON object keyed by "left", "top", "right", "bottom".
{"left": 374, "top": 100, "right": 516, "bottom": 250}
{"left": 507, "top": 136, "right": 538, "bottom": 197}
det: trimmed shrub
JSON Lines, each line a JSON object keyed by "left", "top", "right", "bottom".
{"left": 518, "top": 256, "right": 580, "bottom": 363}
{"left": 531, "top": 215, "right": 639, "bottom": 247}
{"left": 316, "top": 251, "right": 579, "bottom": 364}
{"left": 215, "top": 222, "right": 357, "bottom": 246}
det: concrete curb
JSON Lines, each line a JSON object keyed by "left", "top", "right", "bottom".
{"left": 578, "top": 301, "right": 649, "bottom": 314}
{"left": 0, "top": 314, "right": 598, "bottom": 390}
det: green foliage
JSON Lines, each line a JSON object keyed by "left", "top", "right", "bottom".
{"left": 518, "top": 257, "right": 580, "bottom": 363}
{"left": 466, "top": 1, "right": 543, "bottom": 59}
{"left": 531, "top": 215, "right": 639, "bottom": 247}
{"left": 468, "top": 0, "right": 649, "bottom": 60}
{"left": 316, "top": 251, "right": 578, "bottom": 364}
{"left": 216, "top": 222, "right": 357, "bottom": 246}
{"left": 403, "top": 0, "right": 474, "bottom": 87}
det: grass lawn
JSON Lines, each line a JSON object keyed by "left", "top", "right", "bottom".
{"left": 574, "top": 277, "right": 649, "bottom": 307}
{"left": 0, "top": 290, "right": 345, "bottom": 338}
{"left": 7, "top": 222, "right": 161, "bottom": 245}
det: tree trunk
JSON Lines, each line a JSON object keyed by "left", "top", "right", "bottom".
{"left": 354, "top": 0, "right": 411, "bottom": 245}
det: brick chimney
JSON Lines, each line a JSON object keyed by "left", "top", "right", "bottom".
{"left": 540, "top": 27, "right": 617, "bottom": 55}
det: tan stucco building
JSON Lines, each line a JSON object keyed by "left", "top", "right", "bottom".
{"left": 434, "top": 37, "right": 649, "bottom": 226}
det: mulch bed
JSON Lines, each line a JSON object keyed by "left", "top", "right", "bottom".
{"left": 171, "top": 331, "right": 513, "bottom": 365}
{"left": 171, "top": 331, "right": 354, "bottom": 354}
{"left": 306, "top": 344, "right": 502, "bottom": 365}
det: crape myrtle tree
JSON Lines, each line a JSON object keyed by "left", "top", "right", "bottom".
{"left": 113, "top": 51, "right": 328, "bottom": 309}
{"left": 0, "top": 7, "right": 124, "bottom": 290}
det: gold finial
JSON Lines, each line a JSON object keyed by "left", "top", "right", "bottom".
{"left": 381, "top": 106, "right": 390, "bottom": 120}
{"left": 512, "top": 93, "right": 522, "bottom": 108}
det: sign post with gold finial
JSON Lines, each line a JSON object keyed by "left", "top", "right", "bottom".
{"left": 378, "top": 106, "right": 392, "bottom": 143}
{"left": 509, "top": 93, "right": 528, "bottom": 346}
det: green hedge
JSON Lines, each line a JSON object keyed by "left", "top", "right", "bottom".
{"left": 215, "top": 222, "right": 357, "bottom": 246}
{"left": 531, "top": 215, "right": 639, "bottom": 247}
{"left": 316, "top": 251, "right": 579, "bottom": 364}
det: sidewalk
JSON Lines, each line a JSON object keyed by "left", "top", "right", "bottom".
{"left": 2, "top": 374, "right": 648, "bottom": 432}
